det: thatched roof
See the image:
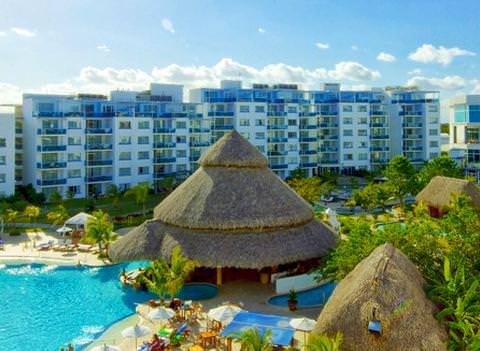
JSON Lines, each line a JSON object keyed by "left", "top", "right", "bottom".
{"left": 313, "top": 243, "right": 447, "bottom": 351}
{"left": 416, "top": 176, "right": 480, "bottom": 210}
{"left": 110, "top": 130, "right": 336, "bottom": 268}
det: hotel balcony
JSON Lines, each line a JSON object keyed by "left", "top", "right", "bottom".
{"left": 300, "top": 162, "right": 317, "bottom": 168}
{"left": 299, "top": 150, "right": 317, "bottom": 155}
{"left": 153, "top": 127, "right": 176, "bottom": 133}
{"left": 270, "top": 164, "right": 288, "bottom": 170}
{"left": 267, "top": 112, "right": 287, "bottom": 116}
{"left": 85, "top": 160, "right": 113, "bottom": 166}
{"left": 189, "top": 141, "right": 210, "bottom": 147}
{"left": 402, "top": 122, "right": 423, "bottom": 128}
{"left": 212, "top": 125, "right": 235, "bottom": 130}
{"left": 268, "top": 137, "right": 288, "bottom": 143}
{"left": 299, "top": 137, "right": 317, "bottom": 142}
{"left": 399, "top": 111, "right": 423, "bottom": 116}
{"left": 85, "top": 112, "right": 115, "bottom": 118}
{"left": 37, "top": 145, "right": 67, "bottom": 152}
{"left": 319, "top": 135, "right": 338, "bottom": 140}
{"left": 319, "top": 159, "right": 338, "bottom": 164}
{"left": 267, "top": 125, "right": 288, "bottom": 130}
{"left": 34, "top": 112, "right": 64, "bottom": 117}
{"left": 86, "top": 128, "right": 113, "bottom": 134}
{"left": 36, "top": 162, "right": 67, "bottom": 169}
{"left": 207, "top": 111, "right": 235, "bottom": 117}
{"left": 37, "top": 178, "right": 67, "bottom": 186}
{"left": 299, "top": 124, "right": 318, "bottom": 130}
{"left": 189, "top": 127, "right": 210, "bottom": 133}
{"left": 37, "top": 128, "right": 67, "bottom": 135}
{"left": 153, "top": 142, "right": 176, "bottom": 148}
{"left": 268, "top": 151, "right": 288, "bottom": 156}
{"left": 320, "top": 111, "right": 338, "bottom": 116}
{"left": 370, "top": 146, "right": 390, "bottom": 152}
{"left": 371, "top": 135, "right": 389, "bottom": 140}
{"left": 154, "top": 157, "right": 177, "bottom": 163}
{"left": 319, "top": 146, "right": 338, "bottom": 152}
{"left": 85, "top": 144, "right": 113, "bottom": 150}
{"left": 319, "top": 123, "right": 338, "bottom": 128}
{"left": 86, "top": 175, "right": 113, "bottom": 183}
{"left": 403, "top": 134, "right": 423, "bottom": 139}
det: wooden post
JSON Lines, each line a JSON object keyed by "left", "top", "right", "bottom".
{"left": 216, "top": 266, "right": 222, "bottom": 285}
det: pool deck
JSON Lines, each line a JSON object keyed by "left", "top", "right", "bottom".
{"left": 0, "top": 230, "right": 106, "bottom": 266}
{"left": 88, "top": 280, "right": 322, "bottom": 351}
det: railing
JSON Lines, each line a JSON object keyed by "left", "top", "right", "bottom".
{"left": 268, "top": 137, "right": 288, "bottom": 143}
{"left": 399, "top": 111, "right": 423, "bottom": 116}
{"left": 267, "top": 125, "right": 288, "bottom": 130}
{"left": 370, "top": 147, "right": 390, "bottom": 151}
{"left": 189, "top": 141, "right": 210, "bottom": 147}
{"left": 37, "top": 178, "right": 67, "bottom": 186}
{"left": 299, "top": 125, "right": 318, "bottom": 129}
{"left": 299, "top": 137, "right": 317, "bottom": 142}
{"left": 153, "top": 142, "right": 176, "bottom": 148}
{"left": 371, "top": 135, "right": 389, "bottom": 139}
{"left": 299, "top": 150, "right": 317, "bottom": 155}
{"left": 86, "top": 175, "right": 113, "bottom": 182}
{"left": 85, "top": 160, "right": 113, "bottom": 166}
{"left": 319, "top": 123, "right": 338, "bottom": 128}
{"left": 319, "top": 159, "right": 338, "bottom": 164}
{"left": 319, "top": 135, "right": 338, "bottom": 140}
{"left": 85, "top": 128, "right": 113, "bottom": 134}
{"left": 212, "top": 125, "right": 235, "bottom": 130}
{"left": 85, "top": 144, "right": 113, "bottom": 150}
{"left": 370, "top": 123, "right": 386, "bottom": 128}
{"left": 36, "top": 162, "right": 67, "bottom": 169}
{"left": 34, "top": 112, "right": 64, "bottom": 117}
{"left": 153, "top": 128, "right": 176, "bottom": 133}
{"left": 270, "top": 164, "right": 288, "bottom": 170}
{"left": 37, "top": 145, "right": 67, "bottom": 152}
{"left": 208, "top": 111, "right": 235, "bottom": 117}
{"left": 319, "top": 147, "right": 338, "bottom": 152}
{"left": 37, "top": 128, "right": 66, "bottom": 135}
{"left": 268, "top": 151, "right": 288, "bottom": 156}
{"left": 153, "top": 157, "right": 177, "bottom": 163}
{"left": 189, "top": 128, "right": 210, "bottom": 133}
{"left": 267, "top": 112, "right": 287, "bottom": 116}
{"left": 402, "top": 123, "right": 423, "bottom": 128}
{"left": 86, "top": 112, "right": 115, "bottom": 117}
{"left": 300, "top": 162, "right": 317, "bottom": 168}
{"left": 403, "top": 135, "right": 423, "bottom": 139}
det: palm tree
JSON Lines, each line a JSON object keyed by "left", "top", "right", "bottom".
{"left": 124, "top": 182, "right": 149, "bottom": 215}
{"left": 106, "top": 184, "right": 121, "bottom": 208}
{"left": 23, "top": 205, "right": 40, "bottom": 223}
{"left": 47, "top": 205, "right": 68, "bottom": 225}
{"left": 5, "top": 209, "right": 18, "bottom": 228}
{"left": 141, "top": 246, "right": 198, "bottom": 300}
{"left": 308, "top": 333, "right": 343, "bottom": 351}
{"left": 86, "top": 210, "right": 114, "bottom": 254}
{"left": 237, "top": 328, "right": 273, "bottom": 351}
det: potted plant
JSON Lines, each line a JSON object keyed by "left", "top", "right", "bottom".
{"left": 288, "top": 289, "right": 298, "bottom": 311}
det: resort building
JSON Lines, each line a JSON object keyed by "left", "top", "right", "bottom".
{"left": 0, "top": 106, "right": 16, "bottom": 196}
{"left": 448, "top": 94, "right": 480, "bottom": 181}
{"left": 110, "top": 131, "right": 337, "bottom": 285}
{"left": 18, "top": 81, "right": 440, "bottom": 199}
{"left": 416, "top": 176, "right": 480, "bottom": 217}
{"left": 313, "top": 243, "right": 448, "bottom": 351}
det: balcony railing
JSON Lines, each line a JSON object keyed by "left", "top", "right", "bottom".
{"left": 153, "top": 128, "right": 176, "bottom": 133}
{"left": 319, "top": 147, "right": 338, "bottom": 152}
{"left": 299, "top": 150, "right": 317, "bottom": 155}
{"left": 319, "top": 159, "right": 338, "bottom": 164}
{"left": 86, "top": 128, "right": 113, "bottom": 134}
{"left": 208, "top": 111, "right": 235, "bottom": 117}
{"left": 403, "top": 135, "right": 423, "bottom": 139}
{"left": 268, "top": 151, "right": 288, "bottom": 156}
{"left": 402, "top": 123, "right": 423, "bottom": 128}
{"left": 37, "top": 178, "right": 67, "bottom": 186}
{"left": 319, "top": 135, "right": 338, "bottom": 140}
{"left": 153, "top": 142, "right": 176, "bottom": 148}
{"left": 370, "top": 146, "right": 390, "bottom": 152}
{"left": 189, "top": 128, "right": 210, "bottom": 133}
{"left": 300, "top": 162, "right": 317, "bottom": 168}
{"left": 85, "top": 160, "right": 113, "bottom": 166}
{"left": 189, "top": 141, "right": 210, "bottom": 147}
{"left": 37, "top": 145, "right": 67, "bottom": 152}
{"left": 270, "top": 164, "right": 288, "bottom": 170}
{"left": 212, "top": 125, "right": 235, "bottom": 130}
{"left": 37, "top": 128, "right": 66, "bottom": 135}
{"left": 319, "top": 123, "right": 338, "bottom": 128}
{"left": 86, "top": 175, "right": 113, "bottom": 182}
{"left": 268, "top": 137, "right": 288, "bottom": 143}
{"left": 154, "top": 157, "right": 177, "bottom": 163}
{"left": 36, "top": 162, "right": 67, "bottom": 169}
{"left": 371, "top": 135, "right": 389, "bottom": 139}
{"left": 300, "top": 125, "right": 318, "bottom": 130}
{"left": 299, "top": 137, "right": 317, "bottom": 142}
{"left": 267, "top": 125, "right": 288, "bottom": 130}
{"left": 85, "top": 144, "right": 113, "bottom": 150}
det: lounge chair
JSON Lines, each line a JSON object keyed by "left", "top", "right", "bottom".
{"left": 36, "top": 240, "right": 54, "bottom": 251}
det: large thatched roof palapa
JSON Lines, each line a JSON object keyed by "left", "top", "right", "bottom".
{"left": 416, "top": 175, "right": 480, "bottom": 210}
{"left": 313, "top": 243, "right": 447, "bottom": 351}
{"left": 110, "top": 130, "right": 336, "bottom": 268}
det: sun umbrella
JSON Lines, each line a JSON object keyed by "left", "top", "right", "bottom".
{"left": 121, "top": 324, "right": 151, "bottom": 350}
{"left": 89, "top": 344, "right": 121, "bottom": 351}
{"left": 207, "top": 305, "right": 242, "bottom": 323}
{"left": 148, "top": 307, "right": 175, "bottom": 322}
{"left": 56, "top": 226, "right": 73, "bottom": 235}
{"left": 289, "top": 317, "right": 316, "bottom": 350}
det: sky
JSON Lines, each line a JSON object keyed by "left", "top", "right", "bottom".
{"left": 1, "top": 0, "right": 480, "bottom": 120}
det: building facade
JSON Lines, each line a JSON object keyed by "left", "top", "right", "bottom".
{"left": 20, "top": 82, "right": 440, "bottom": 199}
{"left": 448, "top": 95, "right": 480, "bottom": 181}
{"left": 0, "top": 106, "right": 16, "bottom": 196}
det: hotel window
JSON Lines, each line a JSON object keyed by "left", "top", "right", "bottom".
{"left": 358, "top": 141, "right": 368, "bottom": 149}
{"left": 0, "top": 174, "right": 5, "bottom": 183}
{"left": 67, "top": 169, "right": 81, "bottom": 178}
{"left": 119, "top": 168, "right": 131, "bottom": 176}
{"left": 68, "top": 120, "right": 81, "bottom": 129}
{"left": 138, "top": 166, "right": 149, "bottom": 175}
{"left": 138, "top": 151, "right": 149, "bottom": 160}
{"left": 176, "top": 150, "right": 187, "bottom": 158}
{"left": 68, "top": 186, "right": 80, "bottom": 195}
{"left": 343, "top": 117, "right": 352, "bottom": 125}
{"left": 428, "top": 105, "right": 439, "bottom": 113}
{"left": 255, "top": 119, "right": 265, "bottom": 126}
{"left": 358, "top": 129, "right": 367, "bottom": 137}
{"left": 255, "top": 132, "right": 265, "bottom": 140}
{"left": 176, "top": 136, "right": 187, "bottom": 143}
{"left": 255, "top": 106, "right": 265, "bottom": 113}
{"left": 119, "top": 121, "right": 131, "bottom": 129}
{"left": 119, "top": 152, "right": 131, "bottom": 161}
{"left": 0, "top": 138, "right": 5, "bottom": 147}
{"left": 358, "top": 117, "right": 368, "bottom": 125}
{"left": 342, "top": 105, "right": 353, "bottom": 112}
{"left": 0, "top": 156, "right": 5, "bottom": 165}
{"left": 256, "top": 145, "right": 265, "bottom": 153}
{"left": 343, "top": 153, "right": 353, "bottom": 161}
{"left": 138, "top": 136, "right": 149, "bottom": 145}
{"left": 68, "top": 136, "right": 81, "bottom": 145}
{"left": 138, "top": 121, "right": 150, "bottom": 129}
{"left": 288, "top": 144, "right": 297, "bottom": 151}
{"left": 430, "top": 152, "right": 439, "bottom": 158}
{"left": 288, "top": 157, "right": 297, "bottom": 164}
{"left": 343, "top": 142, "right": 353, "bottom": 149}
{"left": 430, "top": 141, "right": 439, "bottom": 148}
{"left": 343, "top": 129, "right": 353, "bottom": 137}
{"left": 288, "top": 119, "right": 297, "bottom": 126}
{"left": 241, "top": 132, "right": 250, "bottom": 139}
{"left": 239, "top": 105, "right": 250, "bottom": 113}
{"left": 358, "top": 105, "right": 368, "bottom": 112}
{"left": 358, "top": 153, "right": 368, "bottom": 161}
{"left": 288, "top": 132, "right": 297, "bottom": 139}
{"left": 288, "top": 106, "right": 297, "bottom": 113}
{"left": 429, "top": 129, "right": 438, "bottom": 136}
{"left": 119, "top": 136, "right": 131, "bottom": 145}
{"left": 176, "top": 121, "right": 187, "bottom": 129}
{"left": 68, "top": 153, "right": 81, "bottom": 162}
{"left": 239, "top": 119, "right": 250, "bottom": 126}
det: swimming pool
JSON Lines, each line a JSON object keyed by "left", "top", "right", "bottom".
{"left": 268, "top": 282, "right": 336, "bottom": 309}
{"left": 0, "top": 262, "right": 155, "bottom": 351}
{"left": 177, "top": 283, "right": 218, "bottom": 300}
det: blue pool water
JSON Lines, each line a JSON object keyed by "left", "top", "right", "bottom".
{"left": 0, "top": 261, "right": 154, "bottom": 351}
{"left": 268, "top": 282, "right": 336, "bottom": 308}
{"left": 177, "top": 283, "right": 218, "bottom": 300}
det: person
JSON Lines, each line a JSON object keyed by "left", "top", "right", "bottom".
{"left": 67, "top": 343, "right": 74, "bottom": 351}
{"left": 149, "top": 334, "right": 164, "bottom": 351}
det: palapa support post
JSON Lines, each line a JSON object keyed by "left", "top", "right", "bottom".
{"left": 216, "top": 266, "right": 223, "bottom": 285}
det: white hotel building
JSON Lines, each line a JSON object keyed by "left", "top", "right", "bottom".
{"left": 18, "top": 81, "right": 440, "bottom": 199}
{"left": 0, "top": 106, "right": 16, "bottom": 196}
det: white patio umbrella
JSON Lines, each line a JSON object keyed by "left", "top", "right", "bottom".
{"left": 207, "top": 305, "right": 242, "bottom": 323}
{"left": 289, "top": 317, "right": 316, "bottom": 350}
{"left": 90, "top": 344, "right": 121, "bottom": 351}
{"left": 148, "top": 306, "right": 175, "bottom": 323}
{"left": 121, "top": 324, "right": 151, "bottom": 350}
{"left": 56, "top": 226, "right": 73, "bottom": 235}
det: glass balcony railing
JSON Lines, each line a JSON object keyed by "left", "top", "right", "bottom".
{"left": 154, "top": 157, "right": 177, "bottom": 163}
{"left": 189, "top": 128, "right": 210, "bottom": 133}
{"left": 189, "top": 141, "right": 210, "bottom": 147}
{"left": 86, "top": 175, "right": 113, "bottom": 182}
{"left": 299, "top": 137, "right": 317, "bottom": 142}
{"left": 270, "top": 164, "right": 288, "bottom": 170}
{"left": 371, "top": 135, "right": 389, "bottom": 139}
{"left": 85, "top": 144, "right": 113, "bottom": 150}
{"left": 85, "top": 160, "right": 113, "bottom": 166}
{"left": 212, "top": 125, "right": 234, "bottom": 130}
{"left": 86, "top": 128, "right": 113, "bottom": 134}
{"left": 37, "top": 145, "right": 67, "bottom": 152}
{"left": 153, "top": 128, "right": 176, "bottom": 133}
{"left": 153, "top": 142, "right": 176, "bottom": 148}
{"left": 36, "top": 162, "right": 67, "bottom": 169}
{"left": 37, "top": 178, "right": 67, "bottom": 186}
{"left": 299, "top": 150, "right": 317, "bottom": 155}
{"left": 300, "top": 162, "right": 317, "bottom": 168}
{"left": 268, "top": 137, "right": 288, "bottom": 143}
{"left": 37, "top": 128, "right": 67, "bottom": 135}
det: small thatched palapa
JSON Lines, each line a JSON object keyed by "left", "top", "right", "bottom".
{"left": 109, "top": 130, "right": 336, "bottom": 269}
{"left": 313, "top": 243, "right": 447, "bottom": 351}
{"left": 416, "top": 176, "right": 480, "bottom": 214}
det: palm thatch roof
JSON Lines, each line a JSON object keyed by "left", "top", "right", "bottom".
{"left": 313, "top": 243, "right": 447, "bottom": 351}
{"left": 110, "top": 130, "right": 336, "bottom": 269}
{"left": 416, "top": 176, "right": 480, "bottom": 210}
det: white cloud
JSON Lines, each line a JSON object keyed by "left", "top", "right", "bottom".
{"left": 257, "top": 27, "right": 266, "bottom": 34}
{"left": 328, "top": 61, "right": 380, "bottom": 81}
{"left": 408, "top": 68, "right": 422, "bottom": 76}
{"left": 161, "top": 18, "right": 175, "bottom": 34}
{"left": 406, "top": 75, "right": 466, "bottom": 90}
{"left": 0, "top": 82, "right": 22, "bottom": 104}
{"left": 376, "top": 52, "right": 396, "bottom": 62}
{"left": 351, "top": 45, "right": 359, "bottom": 51}
{"left": 408, "top": 44, "right": 475, "bottom": 66}
{"left": 315, "top": 42, "right": 329, "bottom": 50}
{"left": 96, "top": 44, "right": 110, "bottom": 53}
{"left": 10, "top": 27, "right": 36, "bottom": 37}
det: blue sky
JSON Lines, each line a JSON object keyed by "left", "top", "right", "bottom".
{"left": 1, "top": 0, "right": 480, "bottom": 117}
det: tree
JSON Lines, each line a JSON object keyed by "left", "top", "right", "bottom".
{"left": 287, "top": 177, "right": 325, "bottom": 204}
{"left": 86, "top": 210, "right": 114, "bottom": 254}
{"left": 417, "top": 155, "right": 464, "bottom": 189}
{"left": 157, "top": 176, "right": 177, "bottom": 194}
{"left": 384, "top": 156, "right": 417, "bottom": 211}
{"left": 23, "top": 205, "right": 40, "bottom": 223}
{"left": 141, "top": 246, "right": 198, "bottom": 299}
{"left": 124, "top": 182, "right": 149, "bottom": 215}
{"left": 308, "top": 333, "right": 343, "bottom": 351}
{"left": 287, "top": 168, "right": 307, "bottom": 180}
{"left": 352, "top": 184, "right": 378, "bottom": 213}
{"left": 5, "top": 209, "right": 18, "bottom": 227}
{"left": 106, "top": 184, "right": 121, "bottom": 208}
{"left": 49, "top": 190, "right": 63, "bottom": 205}
{"left": 47, "top": 205, "right": 68, "bottom": 225}
{"left": 237, "top": 328, "right": 273, "bottom": 351}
